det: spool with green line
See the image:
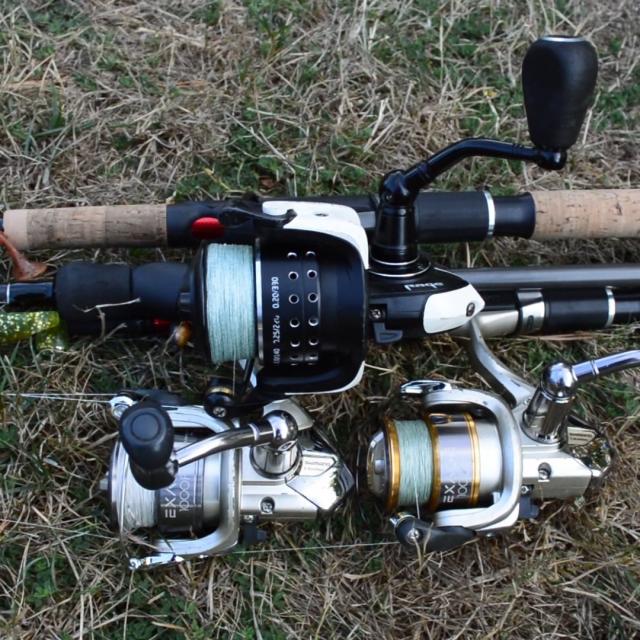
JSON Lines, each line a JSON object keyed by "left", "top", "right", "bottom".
{"left": 187, "top": 236, "right": 367, "bottom": 395}
{"left": 367, "top": 412, "right": 503, "bottom": 513}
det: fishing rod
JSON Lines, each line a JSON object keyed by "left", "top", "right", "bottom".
{"left": 4, "top": 36, "right": 626, "bottom": 397}
{"left": 5, "top": 250, "right": 640, "bottom": 398}
{"left": 4, "top": 188, "right": 640, "bottom": 251}
{"left": 4, "top": 35, "right": 634, "bottom": 257}
{"left": 5, "top": 264, "right": 640, "bottom": 343}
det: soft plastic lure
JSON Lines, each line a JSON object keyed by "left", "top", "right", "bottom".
{"left": 0, "top": 311, "right": 67, "bottom": 350}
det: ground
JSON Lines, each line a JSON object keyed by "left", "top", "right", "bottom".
{"left": 0, "top": 1, "right": 639, "bottom": 638}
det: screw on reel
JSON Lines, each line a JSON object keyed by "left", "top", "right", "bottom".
{"left": 204, "top": 376, "right": 241, "bottom": 419}
{"left": 202, "top": 374, "right": 277, "bottom": 420}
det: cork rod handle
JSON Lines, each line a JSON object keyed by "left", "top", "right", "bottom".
{"left": 531, "top": 189, "right": 640, "bottom": 240}
{"left": 3, "top": 204, "right": 167, "bottom": 250}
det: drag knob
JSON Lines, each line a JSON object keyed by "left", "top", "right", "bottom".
{"left": 119, "top": 401, "right": 177, "bottom": 490}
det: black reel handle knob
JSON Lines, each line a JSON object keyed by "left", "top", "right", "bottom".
{"left": 119, "top": 401, "right": 177, "bottom": 490}
{"left": 522, "top": 36, "right": 598, "bottom": 151}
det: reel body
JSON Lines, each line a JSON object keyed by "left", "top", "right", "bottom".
{"left": 368, "top": 386, "right": 609, "bottom": 539}
{"left": 14, "top": 198, "right": 485, "bottom": 398}
{"left": 105, "top": 395, "right": 354, "bottom": 569}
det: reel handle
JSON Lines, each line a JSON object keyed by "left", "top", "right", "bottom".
{"left": 524, "top": 349, "right": 640, "bottom": 440}
{"left": 118, "top": 404, "right": 299, "bottom": 491}
{"left": 119, "top": 401, "right": 177, "bottom": 490}
{"left": 522, "top": 36, "right": 598, "bottom": 150}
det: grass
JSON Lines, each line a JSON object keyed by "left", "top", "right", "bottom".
{"left": 0, "top": 0, "right": 639, "bottom": 638}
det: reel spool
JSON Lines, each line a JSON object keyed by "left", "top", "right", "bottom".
{"left": 192, "top": 238, "right": 366, "bottom": 394}
{"left": 108, "top": 434, "right": 222, "bottom": 536}
{"left": 367, "top": 414, "right": 502, "bottom": 513}
{"left": 190, "top": 206, "right": 369, "bottom": 395}
{"left": 188, "top": 204, "right": 482, "bottom": 398}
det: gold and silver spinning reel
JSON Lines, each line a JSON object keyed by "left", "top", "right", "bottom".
{"left": 366, "top": 320, "right": 624, "bottom": 551}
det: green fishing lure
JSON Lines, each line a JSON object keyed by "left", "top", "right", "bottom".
{"left": 0, "top": 311, "right": 68, "bottom": 350}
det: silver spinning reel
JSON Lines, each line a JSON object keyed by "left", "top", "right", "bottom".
{"left": 103, "top": 394, "right": 353, "bottom": 569}
{"left": 102, "top": 318, "right": 637, "bottom": 566}
{"left": 366, "top": 319, "right": 633, "bottom": 551}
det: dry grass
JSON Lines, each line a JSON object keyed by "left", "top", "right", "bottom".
{"left": 0, "top": 0, "right": 639, "bottom": 638}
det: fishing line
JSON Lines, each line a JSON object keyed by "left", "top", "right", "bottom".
{"left": 230, "top": 540, "right": 400, "bottom": 555}
{"left": 393, "top": 419, "right": 433, "bottom": 507}
{"left": 120, "top": 477, "right": 156, "bottom": 531}
{"left": 2, "top": 392, "right": 113, "bottom": 403}
{"left": 205, "top": 244, "right": 257, "bottom": 364}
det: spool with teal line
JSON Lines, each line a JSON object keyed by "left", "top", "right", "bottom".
{"left": 203, "top": 244, "right": 257, "bottom": 364}
{"left": 367, "top": 412, "right": 503, "bottom": 513}
{"left": 192, "top": 238, "right": 366, "bottom": 395}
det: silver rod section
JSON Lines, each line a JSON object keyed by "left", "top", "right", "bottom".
{"left": 604, "top": 287, "right": 615, "bottom": 328}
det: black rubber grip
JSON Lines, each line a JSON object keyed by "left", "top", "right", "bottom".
{"left": 415, "top": 192, "right": 536, "bottom": 241}
{"left": 543, "top": 288, "right": 609, "bottom": 332}
{"left": 493, "top": 194, "right": 535, "bottom": 237}
{"left": 55, "top": 262, "right": 189, "bottom": 333}
{"left": 414, "top": 191, "right": 489, "bottom": 241}
{"left": 165, "top": 191, "right": 536, "bottom": 246}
